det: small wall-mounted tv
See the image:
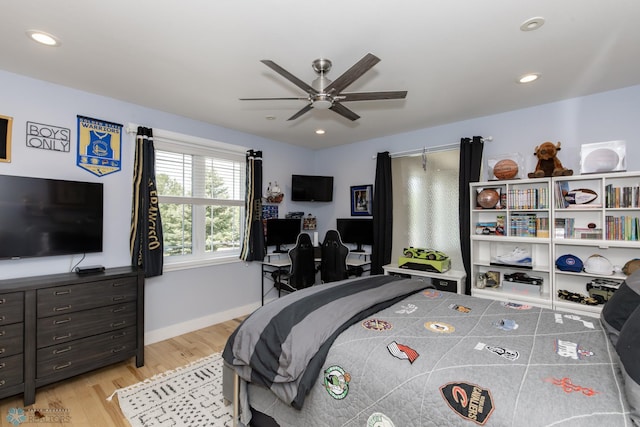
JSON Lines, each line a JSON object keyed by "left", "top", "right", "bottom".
{"left": 0, "top": 174, "right": 104, "bottom": 260}
{"left": 291, "top": 174, "right": 334, "bottom": 202}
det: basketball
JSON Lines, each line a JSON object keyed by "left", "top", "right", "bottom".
{"left": 477, "top": 189, "right": 500, "bottom": 209}
{"left": 493, "top": 159, "right": 519, "bottom": 180}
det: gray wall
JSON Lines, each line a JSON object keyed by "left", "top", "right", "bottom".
{"left": 1, "top": 68, "right": 639, "bottom": 342}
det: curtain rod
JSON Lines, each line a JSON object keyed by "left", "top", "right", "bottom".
{"left": 372, "top": 136, "right": 493, "bottom": 159}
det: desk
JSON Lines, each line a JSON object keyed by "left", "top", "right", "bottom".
{"left": 382, "top": 263, "right": 466, "bottom": 294}
{"left": 261, "top": 255, "right": 372, "bottom": 305}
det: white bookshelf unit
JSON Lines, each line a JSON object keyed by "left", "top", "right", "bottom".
{"left": 551, "top": 171, "right": 640, "bottom": 316}
{"left": 470, "top": 172, "right": 640, "bottom": 317}
{"left": 470, "top": 178, "right": 553, "bottom": 309}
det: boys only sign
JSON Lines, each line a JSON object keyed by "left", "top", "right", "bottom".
{"left": 26, "top": 121, "right": 71, "bottom": 152}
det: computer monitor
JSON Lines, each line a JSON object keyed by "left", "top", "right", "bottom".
{"left": 336, "top": 218, "right": 373, "bottom": 252}
{"left": 265, "top": 218, "right": 301, "bottom": 253}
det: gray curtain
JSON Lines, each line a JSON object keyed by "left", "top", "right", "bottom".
{"left": 371, "top": 151, "right": 393, "bottom": 274}
{"left": 458, "top": 136, "right": 484, "bottom": 294}
{"left": 240, "top": 150, "right": 265, "bottom": 261}
{"left": 130, "top": 126, "right": 164, "bottom": 277}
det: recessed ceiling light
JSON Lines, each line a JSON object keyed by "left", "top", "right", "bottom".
{"left": 520, "top": 17, "right": 545, "bottom": 32}
{"left": 26, "top": 30, "right": 60, "bottom": 47}
{"left": 315, "top": 129, "right": 326, "bottom": 135}
{"left": 518, "top": 73, "right": 540, "bottom": 84}
{"left": 265, "top": 115, "right": 276, "bottom": 120}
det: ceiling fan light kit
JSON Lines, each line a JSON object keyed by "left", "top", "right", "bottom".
{"left": 240, "top": 53, "right": 407, "bottom": 121}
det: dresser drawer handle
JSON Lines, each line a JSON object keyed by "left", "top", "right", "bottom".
{"left": 54, "top": 305, "right": 72, "bottom": 312}
{"left": 0, "top": 330, "right": 5, "bottom": 337}
{"left": 0, "top": 298, "right": 5, "bottom": 304}
{"left": 112, "top": 306, "right": 126, "bottom": 313}
{"left": 111, "top": 332, "right": 127, "bottom": 339}
{"left": 54, "top": 362, "right": 72, "bottom": 371}
{"left": 0, "top": 362, "right": 6, "bottom": 370}
{"left": 112, "top": 296, "right": 126, "bottom": 302}
{"left": 112, "top": 282, "right": 127, "bottom": 288}
{"left": 53, "top": 318, "right": 72, "bottom": 325}
{"left": 53, "top": 333, "right": 72, "bottom": 341}
{"left": 111, "top": 346, "right": 127, "bottom": 354}
{"left": 0, "top": 380, "right": 5, "bottom": 387}
{"left": 54, "top": 290, "right": 71, "bottom": 296}
{"left": 53, "top": 346, "right": 72, "bottom": 355}
{"left": 0, "top": 348, "right": 5, "bottom": 355}
{"left": 0, "top": 316, "right": 5, "bottom": 322}
{"left": 110, "top": 321, "right": 126, "bottom": 328}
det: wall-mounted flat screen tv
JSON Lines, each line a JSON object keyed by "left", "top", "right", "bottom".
{"left": 0, "top": 175, "right": 104, "bottom": 260}
{"left": 291, "top": 174, "right": 334, "bottom": 202}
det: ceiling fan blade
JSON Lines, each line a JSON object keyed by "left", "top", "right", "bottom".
{"left": 287, "top": 103, "right": 314, "bottom": 121}
{"left": 324, "top": 53, "right": 380, "bottom": 95}
{"left": 338, "top": 91, "right": 407, "bottom": 102}
{"left": 329, "top": 102, "right": 360, "bottom": 121}
{"left": 261, "top": 60, "right": 317, "bottom": 95}
{"left": 239, "top": 97, "right": 309, "bottom": 101}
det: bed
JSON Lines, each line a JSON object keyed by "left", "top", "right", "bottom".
{"left": 223, "top": 274, "right": 640, "bottom": 426}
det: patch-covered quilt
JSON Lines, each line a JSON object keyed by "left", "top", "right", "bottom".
{"left": 227, "top": 277, "right": 634, "bottom": 426}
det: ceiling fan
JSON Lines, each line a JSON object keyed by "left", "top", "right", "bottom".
{"left": 240, "top": 53, "right": 407, "bottom": 121}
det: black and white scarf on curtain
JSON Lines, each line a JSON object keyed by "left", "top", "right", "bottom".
{"left": 130, "top": 126, "right": 164, "bottom": 277}
{"left": 240, "top": 150, "right": 265, "bottom": 261}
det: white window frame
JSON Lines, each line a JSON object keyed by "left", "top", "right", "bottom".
{"left": 142, "top": 127, "right": 248, "bottom": 271}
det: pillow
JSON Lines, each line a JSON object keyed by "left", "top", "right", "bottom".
{"left": 600, "top": 269, "right": 640, "bottom": 345}
{"left": 616, "top": 305, "right": 640, "bottom": 424}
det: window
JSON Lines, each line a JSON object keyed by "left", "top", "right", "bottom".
{"left": 391, "top": 149, "right": 463, "bottom": 269}
{"left": 153, "top": 131, "right": 246, "bottom": 268}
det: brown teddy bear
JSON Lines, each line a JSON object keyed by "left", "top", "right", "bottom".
{"left": 527, "top": 141, "right": 573, "bottom": 178}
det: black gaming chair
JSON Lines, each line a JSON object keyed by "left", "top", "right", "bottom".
{"left": 320, "top": 230, "right": 350, "bottom": 283}
{"left": 276, "top": 233, "right": 316, "bottom": 293}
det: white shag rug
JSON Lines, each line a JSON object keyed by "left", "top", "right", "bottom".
{"left": 111, "top": 352, "right": 233, "bottom": 427}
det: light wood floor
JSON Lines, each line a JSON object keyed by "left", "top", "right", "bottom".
{"left": 0, "top": 317, "right": 243, "bottom": 427}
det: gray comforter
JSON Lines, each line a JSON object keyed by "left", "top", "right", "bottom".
{"left": 225, "top": 275, "right": 633, "bottom": 426}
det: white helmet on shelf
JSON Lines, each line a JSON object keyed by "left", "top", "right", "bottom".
{"left": 584, "top": 254, "right": 614, "bottom": 275}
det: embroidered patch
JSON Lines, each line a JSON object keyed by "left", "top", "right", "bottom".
{"left": 395, "top": 303, "right": 418, "bottom": 314}
{"left": 544, "top": 377, "right": 599, "bottom": 396}
{"left": 422, "top": 289, "right": 443, "bottom": 299}
{"left": 425, "top": 321, "right": 455, "bottom": 333}
{"left": 387, "top": 341, "right": 419, "bottom": 363}
{"left": 500, "top": 301, "right": 532, "bottom": 310}
{"left": 362, "top": 319, "right": 393, "bottom": 331}
{"left": 323, "top": 365, "right": 351, "bottom": 400}
{"left": 367, "top": 412, "right": 395, "bottom": 427}
{"left": 559, "top": 314, "right": 595, "bottom": 329}
{"left": 554, "top": 339, "right": 594, "bottom": 359}
{"left": 492, "top": 319, "right": 519, "bottom": 331}
{"left": 440, "top": 382, "right": 495, "bottom": 425}
{"left": 475, "top": 342, "right": 520, "bottom": 361}
{"left": 449, "top": 303, "right": 471, "bottom": 313}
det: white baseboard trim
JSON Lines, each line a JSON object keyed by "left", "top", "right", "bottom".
{"left": 144, "top": 301, "right": 262, "bottom": 345}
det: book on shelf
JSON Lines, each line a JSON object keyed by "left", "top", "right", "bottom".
{"left": 605, "top": 215, "right": 640, "bottom": 240}
{"left": 507, "top": 187, "right": 549, "bottom": 210}
{"left": 566, "top": 203, "right": 602, "bottom": 208}
{"left": 496, "top": 215, "right": 505, "bottom": 236}
{"left": 510, "top": 213, "right": 537, "bottom": 237}
{"left": 605, "top": 184, "right": 640, "bottom": 208}
{"left": 536, "top": 217, "right": 549, "bottom": 237}
{"left": 555, "top": 181, "right": 571, "bottom": 209}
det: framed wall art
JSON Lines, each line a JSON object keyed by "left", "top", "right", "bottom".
{"left": 351, "top": 184, "right": 373, "bottom": 216}
{"left": 0, "top": 115, "right": 13, "bottom": 162}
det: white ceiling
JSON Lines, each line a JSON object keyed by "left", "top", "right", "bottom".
{"left": 2, "top": 1, "right": 640, "bottom": 150}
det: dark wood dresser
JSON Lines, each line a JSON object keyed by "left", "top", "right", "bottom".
{"left": 0, "top": 266, "right": 144, "bottom": 405}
